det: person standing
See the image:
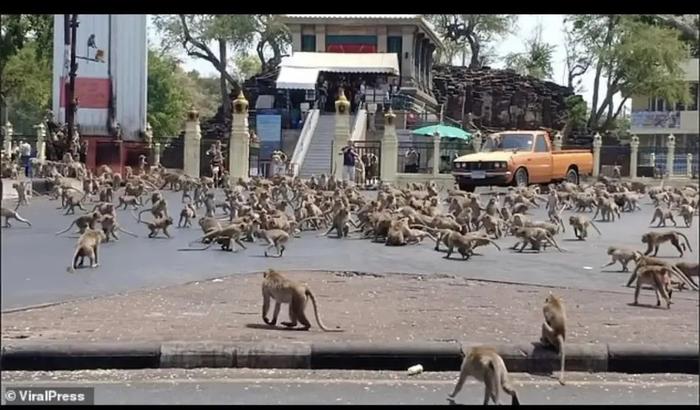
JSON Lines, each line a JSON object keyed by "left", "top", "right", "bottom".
{"left": 19, "top": 140, "right": 32, "bottom": 177}
{"left": 405, "top": 147, "right": 419, "bottom": 173}
{"left": 341, "top": 141, "right": 359, "bottom": 185}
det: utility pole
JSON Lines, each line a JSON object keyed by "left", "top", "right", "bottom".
{"left": 65, "top": 14, "right": 79, "bottom": 155}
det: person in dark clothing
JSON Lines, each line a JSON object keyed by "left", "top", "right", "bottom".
{"left": 341, "top": 141, "right": 359, "bottom": 185}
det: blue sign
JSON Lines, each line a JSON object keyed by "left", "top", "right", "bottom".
{"left": 256, "top": 115, "right": 282, "bottom": 142}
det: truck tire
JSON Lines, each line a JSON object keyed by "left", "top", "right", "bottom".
{"left": 514, "top": 167, "right": 529, "bottom": 187}
{"left": 566, "top": 167, "right": 579, "bottom": 185}
{"left": 459, "top": 183, "right": 476, "bottom": 193}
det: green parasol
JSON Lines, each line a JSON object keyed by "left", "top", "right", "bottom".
{"left": 412, "top": 124, "right": 472, "bottom": 140}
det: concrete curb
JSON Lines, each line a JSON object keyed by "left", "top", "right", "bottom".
{"left": 1, "top": 341, "right": 697, "bottom": 373}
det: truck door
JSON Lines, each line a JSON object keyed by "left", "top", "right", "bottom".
{"left": 529, "top": 134, "right": 552, "bottom": 183}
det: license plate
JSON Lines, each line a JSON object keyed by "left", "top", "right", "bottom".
{"left": 472, "top": 170, "right": 486, "bottom": 179}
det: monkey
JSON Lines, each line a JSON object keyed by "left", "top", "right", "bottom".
{"left": 569, "top": 215, "right": 601, "bottom": 240}
{"left": 137, "top": 216, "right": 174, "bottom": 238}
{"left": 261, "top": 269, "right": 342, "bottom": 332}
{"left": 199, "top": 222, "right": 250, "bottom": 252}
{"left": 641, "top": 230, "right": 693, "bottom": 257}
{"left": 677, "top": 204, "right": 695, "bottom": 228}
{"left": 91, "top": 202, "right": 116, "bottom": 218}
{"left": 198, "top": 216, "right": 222, "bottom": 234}
{"left": 477, "top": 214, "right": 504, "bottom": 239}
{"left": 523, "top": 220, "right": 561, "bottom": 237}
{"left": 673, "top": 262, "right": 699, "bottom": 291}
{"left": 118, "top": 194, "right": 142, "bottom": 210}
{"left": 320, "top": 207, "right": 357, "bottom": 239}
{"left": 510, "top": 226, "right": 564, "bottom": 253}
{"left": 593, "top": 197, "right": 621, "bottom": 222}
{"left": 99, "top": 214, "right": 138, "bottom": 242}
{"left": 600, "top": 246, "right": 640, "bottom": 272}
{"left": 540, "top": 293, "right": 566, "bottom": 385}
{"left": 98, "top": 185, "right": 114, "bottom": 203}
{"left": 138, "top": 198, "right": 169, "bottom": 221}
{"left": 633, "top": 265, "right": 674, "bottom": 309}
{"left": 67, "top": 229, "right": 107, "bottom": 272}
{"left": 62, "top": 191, "right": 88, "bottom": 215}
{"left": 1, "top": 207, "right": 32, "bottom": 228}
{"left": 438, "top": 229, "right": 501, "bottom": 260}
{"left": 178, "top": 202, "right": 197, "bottom": 228}
{"left": 649, "top": 206, "right": 677, "bottom": 228}
{"left": 447, "top": 346, "right": 520, "bottom": 405}
{"left": 55, "top": 212, "right": 101, "bottom": 236}
{"left": 12, "top": 182, "right": 29, "bottom": 208}
{"left": 259, "top": 227, "right": 290, "bottom": 257}
{"left": 625, "top": 254, "right": 699, "bottom": 291}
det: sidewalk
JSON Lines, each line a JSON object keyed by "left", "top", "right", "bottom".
{"left": 2, "top": 271, "right": 697, "bottom": 345}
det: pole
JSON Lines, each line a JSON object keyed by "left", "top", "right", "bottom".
{"left": 66, "top": 14, "right": 79, "bottom": 154}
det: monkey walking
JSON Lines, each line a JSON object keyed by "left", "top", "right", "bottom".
{"left": 178, "top": 203, "right": 197, "bottom": 228}
{"left": 540, "top": 293, "right": 566, "bottom": 385}
{"left": 625, "top": 254, "right": 698, "bottom": 291}
{"left": 568, "top": 215, "right": 601, "bottom": 240}
{"left": 447, "top": 346, "right": 520, "bottom": 405}
{"left": 136, "top": 216, "right": 174, "bottom": 238}
{"left": 641, "top": 230, "right": 693, "bottom": 257}
{"left": 55, "top": 212, "right": 101, "bottom": 236}
{"left": 67, "top": 229, "right": 107, "bottom": 272}
{"left": 649, "top": 206, "right": 677, "bottom": 228}
{"left": 1, "top": 207, "right": 32, "bottom": 228}
{"left": 633, "top": 265, "right": 674, "bottom": 309}
{"left": 261, "top": 228, "right": 290, "bottom": 257}
{"left": 600, "top": 246, "right": 640, "bottom": 272}
{"left": 99, "top": 214, "right": 139, "bottom": 242}
{"left": 261, "top": 269, "right": 342, "bottom": 332}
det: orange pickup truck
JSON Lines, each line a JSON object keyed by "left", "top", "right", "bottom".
{"left": 452, "top": 130, "right": 593, "bottom": 192}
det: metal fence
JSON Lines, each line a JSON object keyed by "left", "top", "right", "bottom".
{"left": 353, "top": 140, "right": 382, "bottom": 181}
{"left": 599, "top": 145, "right": 631, "bottom": 177}
{"left": 637, "top": 147, "right": 699, "bottom": 178}
{"left": 439, "top": 141, "right": 473, "bottom": 174}
{"left": 398, "top": 141, "right": 434, "bottom": 174}
{"left": 200, "top": 138, "right": 227, "bottom": 177}
{"left": 160, "top": 138, "right": 184, "bottom": 170}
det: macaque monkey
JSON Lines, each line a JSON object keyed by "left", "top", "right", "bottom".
{"left": 98, "top": 185, "right": 114, "bottom": 203}
{"left": 138, "top": 198, "right": 169, "bottom": 221}
{"left": 540, "top": 293, "right": 566, "bottom": 385}
{"left": 62, "top": 191, "right": 88, "bottom": 215}
{"left": 12, "top": 182, "right": 29, "bottom": 207}
{"left": 321, "top": 208, "right": 356, "bottom": 238}
{"left": 118, "top": 195, "right": 142, "bottom": 210}
{"left": 649, "top": 206, "right": 677, "bottom": 227}
{"left": 625, "top": 254, "right": 698, "bottom": 291}
{"left": 447, "top": 346, "right": 520, "bottom": 405}
{"left": 673, "top": 262, "right": 699, "bottom": 291}
{"left": 138, "top": 216, "right": 174, "bottom": 238}
{"left": 677, "top": 204, "right": 695, "bottom": 228}
{"left": 510, "top": 226, "right": 564, "bottom": 253}
{"left": 55, "top": 212, "right": 101, "bottom": 236}
{"left": 1, "top": 207, "right": 32, "bottom": 228}
{"left": 67, "top": 229, "right": 107, "bottom": 272}
{"left": 99, "top": 214, "right": 138, "bottom": 241}
{"left": 198, "top": 216, "right": 222, "bottom": 234}
{"left": 261, "top": 269, "right": 342, "bottom": 332}
{"left": 641, "top": 230, "right": 693, "bottom": 257}
{"left": 178, "top": 203, "right": 197, "bottom": 228}
{"left": 261, "top": 228, "right": 290, "bottom": 257}
{"left": 632, "top": 265, "right": 674, "bottom": 309}
{"left": 568, "top": 215, "right": 601, "bottom": 240}
{"left": 600, "top": 246, "right": 640, "bottom": 272}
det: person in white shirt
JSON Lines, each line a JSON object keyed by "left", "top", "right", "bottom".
{"left": 19, "top": 140, "right": 32, "bottom": 177}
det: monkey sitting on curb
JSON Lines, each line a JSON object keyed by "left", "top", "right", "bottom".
{"left": 261, "top": 269, "right": 342, "bottom": 332}
{"left": 447, "top": 346, "right": 520, "bottom": 405}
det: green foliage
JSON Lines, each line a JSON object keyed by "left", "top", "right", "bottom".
{"left": 232, "top": 53, "right": 262, "bottom": 81}
{"left": 147, "top": 50, "right": 191, "bottom": 141}
{"left": 183, "top": 70, "right": 220, "bottom": 119}
{"left": 565, "top": 95, "right": 588, "bottom": 129}
{"left": 504, "top": 24, "right": 556, "bottom": 80}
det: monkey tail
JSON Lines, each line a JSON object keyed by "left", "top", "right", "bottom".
{"left": 557, "top": 334, "right": 566, "bottom": 385}
{"left": 675, "top": 231, "right": 693, "bottom": 253}
{"left": 487, "top": 239, "right": 502, "bottom": 251}
{"left": 589, "top": 221, "right": 602, "bottom": 236}
{"left": 305, "top": 288, "right": 343, "bottom": 332}
{"left": 117, "top": 226, "right": 139, "bottom": 238}
{"left": 670, "top": 266, "right": 699, "bottom": 291}
{"left": 55, "top": 220, "right": 77, "bottom": 236}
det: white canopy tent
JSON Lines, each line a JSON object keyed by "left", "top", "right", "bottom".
{"left": 275, "top": 52, "right": 400, "bottom": 90}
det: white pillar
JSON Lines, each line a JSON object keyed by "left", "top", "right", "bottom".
{"left": 154, "top": 142, "right": 162, "bottom": 166}
{"left": 3, "top": 121, "right": 13, "bottom": 154}
{"left": 592, "top": 133, "right": 602, "bottom": 178}
{"left": 230, "top": 92, "right": 251, "bottom": 181}
{"left": 472, "top": 131, "right": 483, "bottom": 153}
{"left": 665, "top": 134, "right": 675, "bottom": 178}
{"left": 334, "top": 89, "right": 351, "bottom": 181}
{"left": 34, "top": 123, "right": 46, "bottom": 161}
{"left": 629, "top": 135, "right": 639, "bottom": 179}
{"left": 686, "top": 153, "right": 693, "bottom": 178}
{"left": 381, "top": 108, "right": 398, "bottom": 183}
{"left": 432, "top": 132, "right": 440, "bottom": 177}
{"left": 553, "top": 132, "right": 563, "bottom": 151}
{"left": 183, "top": 106, "right": 202, "bottom": 177}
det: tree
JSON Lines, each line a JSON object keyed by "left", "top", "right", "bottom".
{"left": 504, "top": 24, "right": 556, "bottom": 80}
{"left": 1, "top": 42, "right": 51, "bottom": 133}
{"left": 182, "top": 70, "right": 220, "bottom": 119}
{"left": 147, "top": 50, "right": 192, "bottom": 141}
{"left": 427, "top": 14, "right": 517, "bottom": 69}
{"left": 566, "top": 15, "right": 691, "bottom": 131}
{"left": 232, "top": 53, "right": 262, "bottom": 81}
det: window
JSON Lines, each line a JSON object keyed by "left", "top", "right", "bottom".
{"left": 301, "top": 35, "right": 316, "bottom": 52}
{"left": 534, "top": 134, "right": 549, "bottom": 153}
{"left": 305, "top": 89, "right": 316, "bottom": 101}
{"left": 690, "top": 83, "right": 699, "bottom": 111}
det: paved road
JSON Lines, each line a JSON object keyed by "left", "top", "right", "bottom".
{"left": 2, "top": 189, "right": 698, "bottom": 310}
{"left": 1, "top": 369, "right": 697, "bottom": 405}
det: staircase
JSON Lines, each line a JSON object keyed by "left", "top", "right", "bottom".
{"left": 298, "top": 114, "right": 355, "bottom": 178}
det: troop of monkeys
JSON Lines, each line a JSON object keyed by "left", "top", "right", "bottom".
{"left": 1, "top": 162, "right": 698, "bottom": 404}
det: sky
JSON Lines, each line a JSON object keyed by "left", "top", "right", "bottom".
{"left": 146, "top": 14, "right": 626, "bottom": 112}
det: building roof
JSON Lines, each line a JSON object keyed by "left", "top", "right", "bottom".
{"left": 282, "top": 14, "right": 443, "bottom": 49}
{"left": 276, "top": 52, "right": 400, "bottom": 90}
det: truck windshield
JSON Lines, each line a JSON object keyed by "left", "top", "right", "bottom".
{"left": 482, "top": 133, "right": 534, "bottom": 152}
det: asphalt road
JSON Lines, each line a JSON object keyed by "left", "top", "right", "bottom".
{"left": 1, "top": 369, "right": 697, "bottom": 405}
{"left": 1, "top": 189, "right": 698, "bottom": 310}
